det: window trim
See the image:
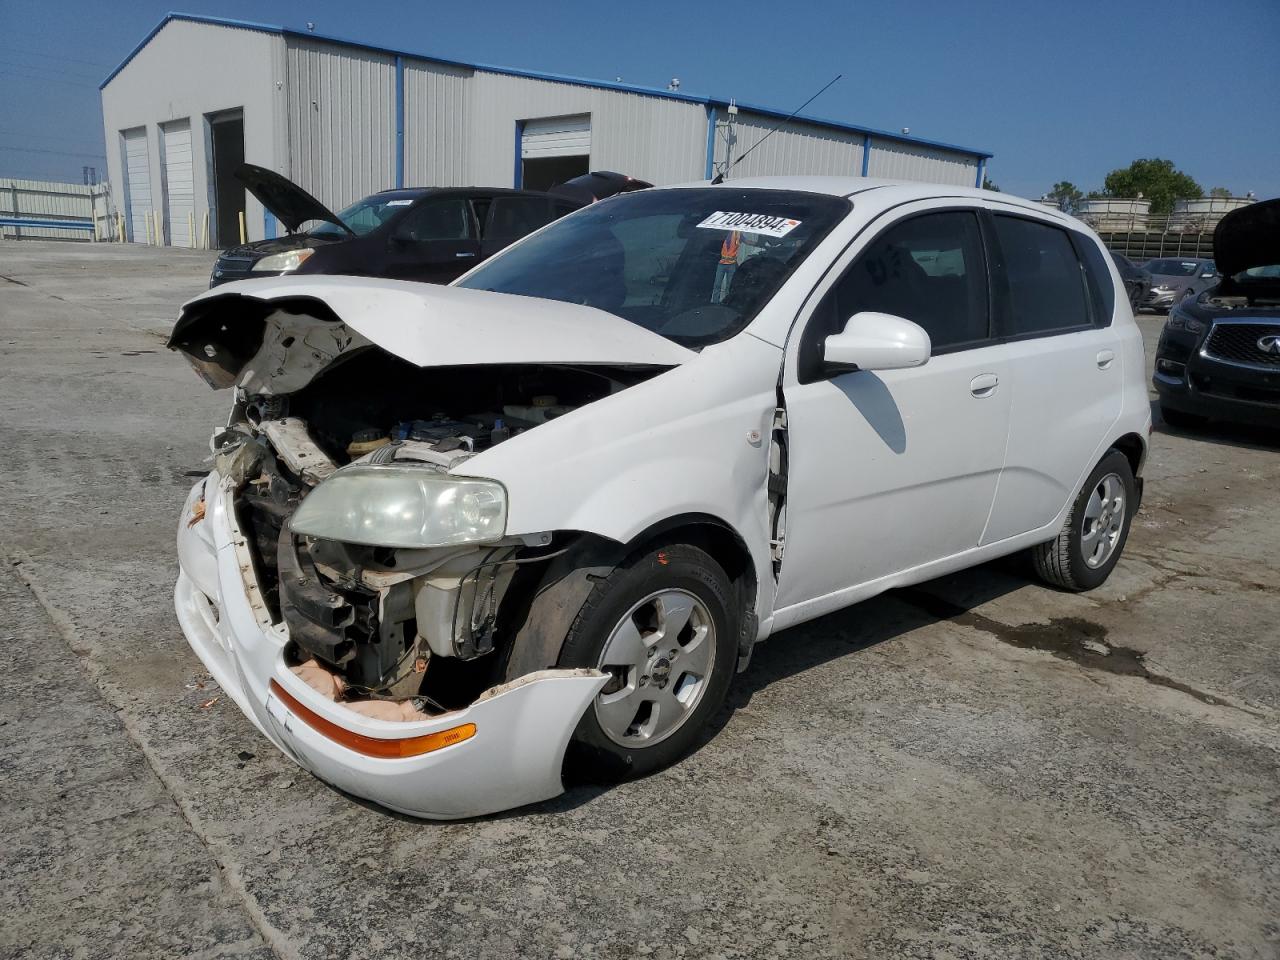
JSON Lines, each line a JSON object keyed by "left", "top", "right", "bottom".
{"left": 985, "top": 211, "right": 1100, "bottom": 344}
{"left": 1068, "top": 231, "right": 1117, "bottom": 329}
{"left": 795, "top": 204, "right": 995, "bottom": 384}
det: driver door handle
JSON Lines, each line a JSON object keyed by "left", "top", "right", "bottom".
{"left": 969, "top": 373, "right": 999, "bottom": 398}
{"left": 455, "top": 251, "right": 477, "bottom": 258}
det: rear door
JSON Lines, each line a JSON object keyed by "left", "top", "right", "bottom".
{"left": 776, "top": 204, "right": 1012, "bottom": 610}
{"left": 382, "top": 197, "right": 480, "bottom": 283}
{"left": 979, "top": 210, "right": 1123, "bottom": 543}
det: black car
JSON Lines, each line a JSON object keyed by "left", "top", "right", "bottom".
{"left": 1110, "top": 251, "right": 1151, "bottom": 310}
{"left": 1153, "top": 198, "right": 1280, "bottom": 430}
{"left": 210, "top": 164, "right": 584, "bottom": 287}
{"left": 548, "top": 170, "right": 653, "bottom": 205}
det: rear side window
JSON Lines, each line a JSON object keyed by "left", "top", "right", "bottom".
{"left": 1072, "top": 234, "right": 1116, "bottom": 326}
{"left": 487, "top": 197, "right": 556, "bottom": 241}
{"left": 992, "top": 216, "right": 1091, "bottom": 337}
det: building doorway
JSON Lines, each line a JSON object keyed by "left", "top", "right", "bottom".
{"left": 520, "top": 115, "right": 590, "bottom": 191}
{"left": 206, "top": 109, "right": 244, "bottom": 248}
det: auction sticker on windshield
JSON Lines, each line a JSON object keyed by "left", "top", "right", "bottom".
{"left": 697, "top": 211, "right": 802, "bottom": 237}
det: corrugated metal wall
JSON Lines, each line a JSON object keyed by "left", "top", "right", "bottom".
{"left": 468, "top": 72, "right": 706, "bottom": 187}
{"left": 285, "top": 38, "right": 396, "bottom": 210}
{"left": 403, "top": 59, "right": 473, "bottom": 187}
{"left": 714, "top": 112, "right": 864, "bottom": 180}
{"left": 0, "top": 179, "right": 111, "bottom": 240}
{"left": 865, "top": 138, "right": 977, "bottom": 187}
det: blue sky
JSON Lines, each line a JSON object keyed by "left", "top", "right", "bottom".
{"left": 2, "top": 0, "right": 1277, "bottom": 200}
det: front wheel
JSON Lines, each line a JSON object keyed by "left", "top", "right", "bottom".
{"left": 557, "top": 543, "right": 738, "bottom": 781}
{"left": 1031, "top": 449, "right": 1136, "bottom": 592}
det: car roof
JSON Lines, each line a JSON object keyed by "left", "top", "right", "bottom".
{"left": 660, "top": 176, "right": 1076, "bottom": 223}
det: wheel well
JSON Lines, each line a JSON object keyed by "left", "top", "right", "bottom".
{"left": 1110, "top": 432, "right": 1146, "bottom": 477}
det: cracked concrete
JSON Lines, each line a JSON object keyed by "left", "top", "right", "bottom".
{"left": 2, "top": 241, "right": 1277, "bottom": 959}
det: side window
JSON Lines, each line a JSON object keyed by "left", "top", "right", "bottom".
{"left": 992, "top": 216, "right": 1091, "bottom": 337}
{"left": 398, "top": 199, "right": 472, "bottom": 242}
{"left": 486, "top": 197, "right": 556, "bottom": 241}
{"left": 1072, "top": 233, "right": 1116, "bottom": 326}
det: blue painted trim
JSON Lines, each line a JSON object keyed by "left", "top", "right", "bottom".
{"left": 976, "top": 159, "right": 986, "bottom": 188}
{"left": 102, "top": 13, "right": 994, "bottom": 161}
{"left": 704, "top": 105, "right": 717, "bottom": 180}
{"left": 263, "top": 209, "right": 276, "bottom": 239}
{"left": 394, "top": 55, "right": 405, "bottom": 188}
{"left": 512, "top": 120, "right": 524, "bottom": 188}
{"left": 0, "top": 217, "right": 93, "bottom": 230}
{"left": 861, "top": 133, "right": 871, "bottom": 177}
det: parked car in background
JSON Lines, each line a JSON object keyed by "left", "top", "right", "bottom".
{"left": 209, "top": 164, "right": 583, "bottom": 287}
{"left": 1110, "top": 251, "right": 1151, "bottom": 309}
{"left": 548, "top": 170, "right": 653, "bottom": 204}
{"left": 1154, "top": 198, "right": 1280, "bottom": 430}
{"left": 1140, "top": 256, "right": 1219, "bottom": 312}
{"left": 170, "top": 178, "right": 1149, "bottom": 819}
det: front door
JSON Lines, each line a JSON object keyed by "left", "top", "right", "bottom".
{"left": 384, "top": 197, "right": 480, "bottom": 283}
{"left": 776, "top": 206, "right": 1011, "bottom": 611}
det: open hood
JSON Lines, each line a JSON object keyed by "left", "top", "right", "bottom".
{"left": 168, "top": 276, "right": 695, "bottom": 392}
{"left": 235, "top": 163, "right": 354, "bottom": 236}
{"left": 1214, "top": 198, "right": 1280, "bottom": 279}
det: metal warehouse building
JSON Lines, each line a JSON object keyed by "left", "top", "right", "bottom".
{"left": 100, "top": 13, "right": 993, "bottom": 247}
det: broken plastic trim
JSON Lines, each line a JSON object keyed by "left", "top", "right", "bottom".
{"left": 268, "top": 679, "right": 476, "bottom": 758}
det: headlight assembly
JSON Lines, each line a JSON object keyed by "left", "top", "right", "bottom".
{"left": 290, "top": 464, "right": 507, "bottom": 548}
{"left": 1165, "top": 310, "right": 1205, "bottom": 335}
{"left": 252, "top": 248, "right": 315, "bottom": 272}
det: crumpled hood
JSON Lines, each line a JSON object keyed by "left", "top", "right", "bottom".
{"left": 1215, "top": 198, "right": 1280, "bottom": 279}
{"left": 169, "top": 276, "right": 694, "bottom": 391}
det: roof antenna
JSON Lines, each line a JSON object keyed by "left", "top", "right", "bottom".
{"left": 711, "top": 74, "right": 842, "bottom": 185}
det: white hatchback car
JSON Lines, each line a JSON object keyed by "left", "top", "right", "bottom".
{"left": 171, "top": 177, "right": 1150, "bottom": 818}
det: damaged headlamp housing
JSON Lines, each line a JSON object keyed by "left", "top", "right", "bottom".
{"left": 291, "top": 464, "right": 507, "bottom": 548}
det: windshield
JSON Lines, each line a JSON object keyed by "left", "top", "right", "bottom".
{"left": 310, "top": 195, "right": 418, "bottom": 238}
{"left": 1146, "top": 259, "right": 1205, "bottom": 277}
{"left": 457, "top": 188, "right": 849, "bottom": 347}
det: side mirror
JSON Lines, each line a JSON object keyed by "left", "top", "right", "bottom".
{"left": 823, "top": 312, "right": 931, "bottom": 373}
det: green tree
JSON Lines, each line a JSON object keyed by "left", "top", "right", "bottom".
{"left": 1047, "top": 180, "right": 1083, "bottom": 213}
{"left": 982, "top": 176, "right": 1000, "bottom": 192}
{"left": 1209, "top": 186, "right": 1231, "bottom": 198}
{"left": 1102, "top": 158, "right": 1202, "bottom": 215}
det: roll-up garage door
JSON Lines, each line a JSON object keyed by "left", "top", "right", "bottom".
{"left": 521, "top": 116, "right": 591, "bottom": 159}
{"left": 162, "top": 119, "right": 194, "bottom": 247}
{"left": 122, "top": 127, "right": 151, "bottom": 243}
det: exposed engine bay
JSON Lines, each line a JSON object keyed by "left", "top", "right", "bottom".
{"left": 207, "top": 350, "right": 658, "bottom": 717}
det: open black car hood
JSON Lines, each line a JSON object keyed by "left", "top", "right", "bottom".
{"left": 234, "top": 163, "right": 353, "bottom": 236}
{"left": 1214, "top": 197, "right": 1280, "bottom": 278}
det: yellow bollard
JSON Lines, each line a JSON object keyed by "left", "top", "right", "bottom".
{"left": 238, "top": 210, "right": 246, "bottom": 245}
{"left": 188, "top": 212, "right": 194, "bottom": 248}
{"left": 118, "top": 212, "right": 125, "bottom": 243}
{"left": 202, "top": 211, "right": 210, "bottom": 250}
{"left": 155, "top": 210, "right": 163, "bottom": 246}
{"left": 145, "top": 213, "right": 152, "bottom": 245}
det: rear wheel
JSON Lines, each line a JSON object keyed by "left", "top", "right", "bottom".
{"left": 1032, "top": 450, "right": 1135, "bottom": 592}
{"left": 556, "top": 543, "right": 737, "bottom": 781}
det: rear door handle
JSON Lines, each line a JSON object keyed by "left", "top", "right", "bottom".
{"left": 1096, "top": 349, "right": 1115, "bottom": 369}
{"left": 969, "top": 373, "right": 999, "bottom": 398}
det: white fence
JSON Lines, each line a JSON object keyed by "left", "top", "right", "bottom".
{"left": 0, "top": 178, "right": 118, "bottom": 242}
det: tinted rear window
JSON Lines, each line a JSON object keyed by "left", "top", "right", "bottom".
{"left": 993, "top": 216, "right": 1091, "bottom": 337}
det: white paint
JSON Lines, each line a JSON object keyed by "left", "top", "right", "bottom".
{"left": 521, "top": 115, "right": 591, "bottom": 159}
{"left": 172, "top": 177, "right": 1151, "bottom": 818}
{"left": 161, "top": 119, "right": 194, "bottom": 247}
{"left": 122, "top": 127, "right": 151, "bottom": 243}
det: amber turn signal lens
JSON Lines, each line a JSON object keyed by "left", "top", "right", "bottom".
{"left": 268, "top": 680, "right": 476, "bottom": 758}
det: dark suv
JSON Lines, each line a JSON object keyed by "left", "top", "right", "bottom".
{"left": 210, "top": 164, "right": 583, "bottom": 287}
{"left": 1153, "top": 198, "right": 1280, "bottom": 429}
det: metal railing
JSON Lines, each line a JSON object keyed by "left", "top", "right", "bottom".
{"left": 0, "top": 178, "right": 116, "bottom": 241}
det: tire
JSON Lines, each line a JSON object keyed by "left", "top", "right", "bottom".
{"left": 1160, "top": 404, "right": 1204, "bottom": 431}
{"left": 1031, "top": 449, "right": 1136, "bottom": 592}
{"left": 556, "top": 542, "right": 738, "bottom": 782}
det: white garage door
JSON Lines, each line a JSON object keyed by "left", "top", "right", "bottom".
{"left": 521, "top": 115, "right": 591, "bottom": 158}
{"left": 162, "top": 119, "right": 194, "bottom": 248}
{"left": 122, "top": 127, "right": 151, "bottom": 244}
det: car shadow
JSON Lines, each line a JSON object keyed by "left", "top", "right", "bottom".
{"left": 1150, "top": 399, "right": 1280, "bottom": 450}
